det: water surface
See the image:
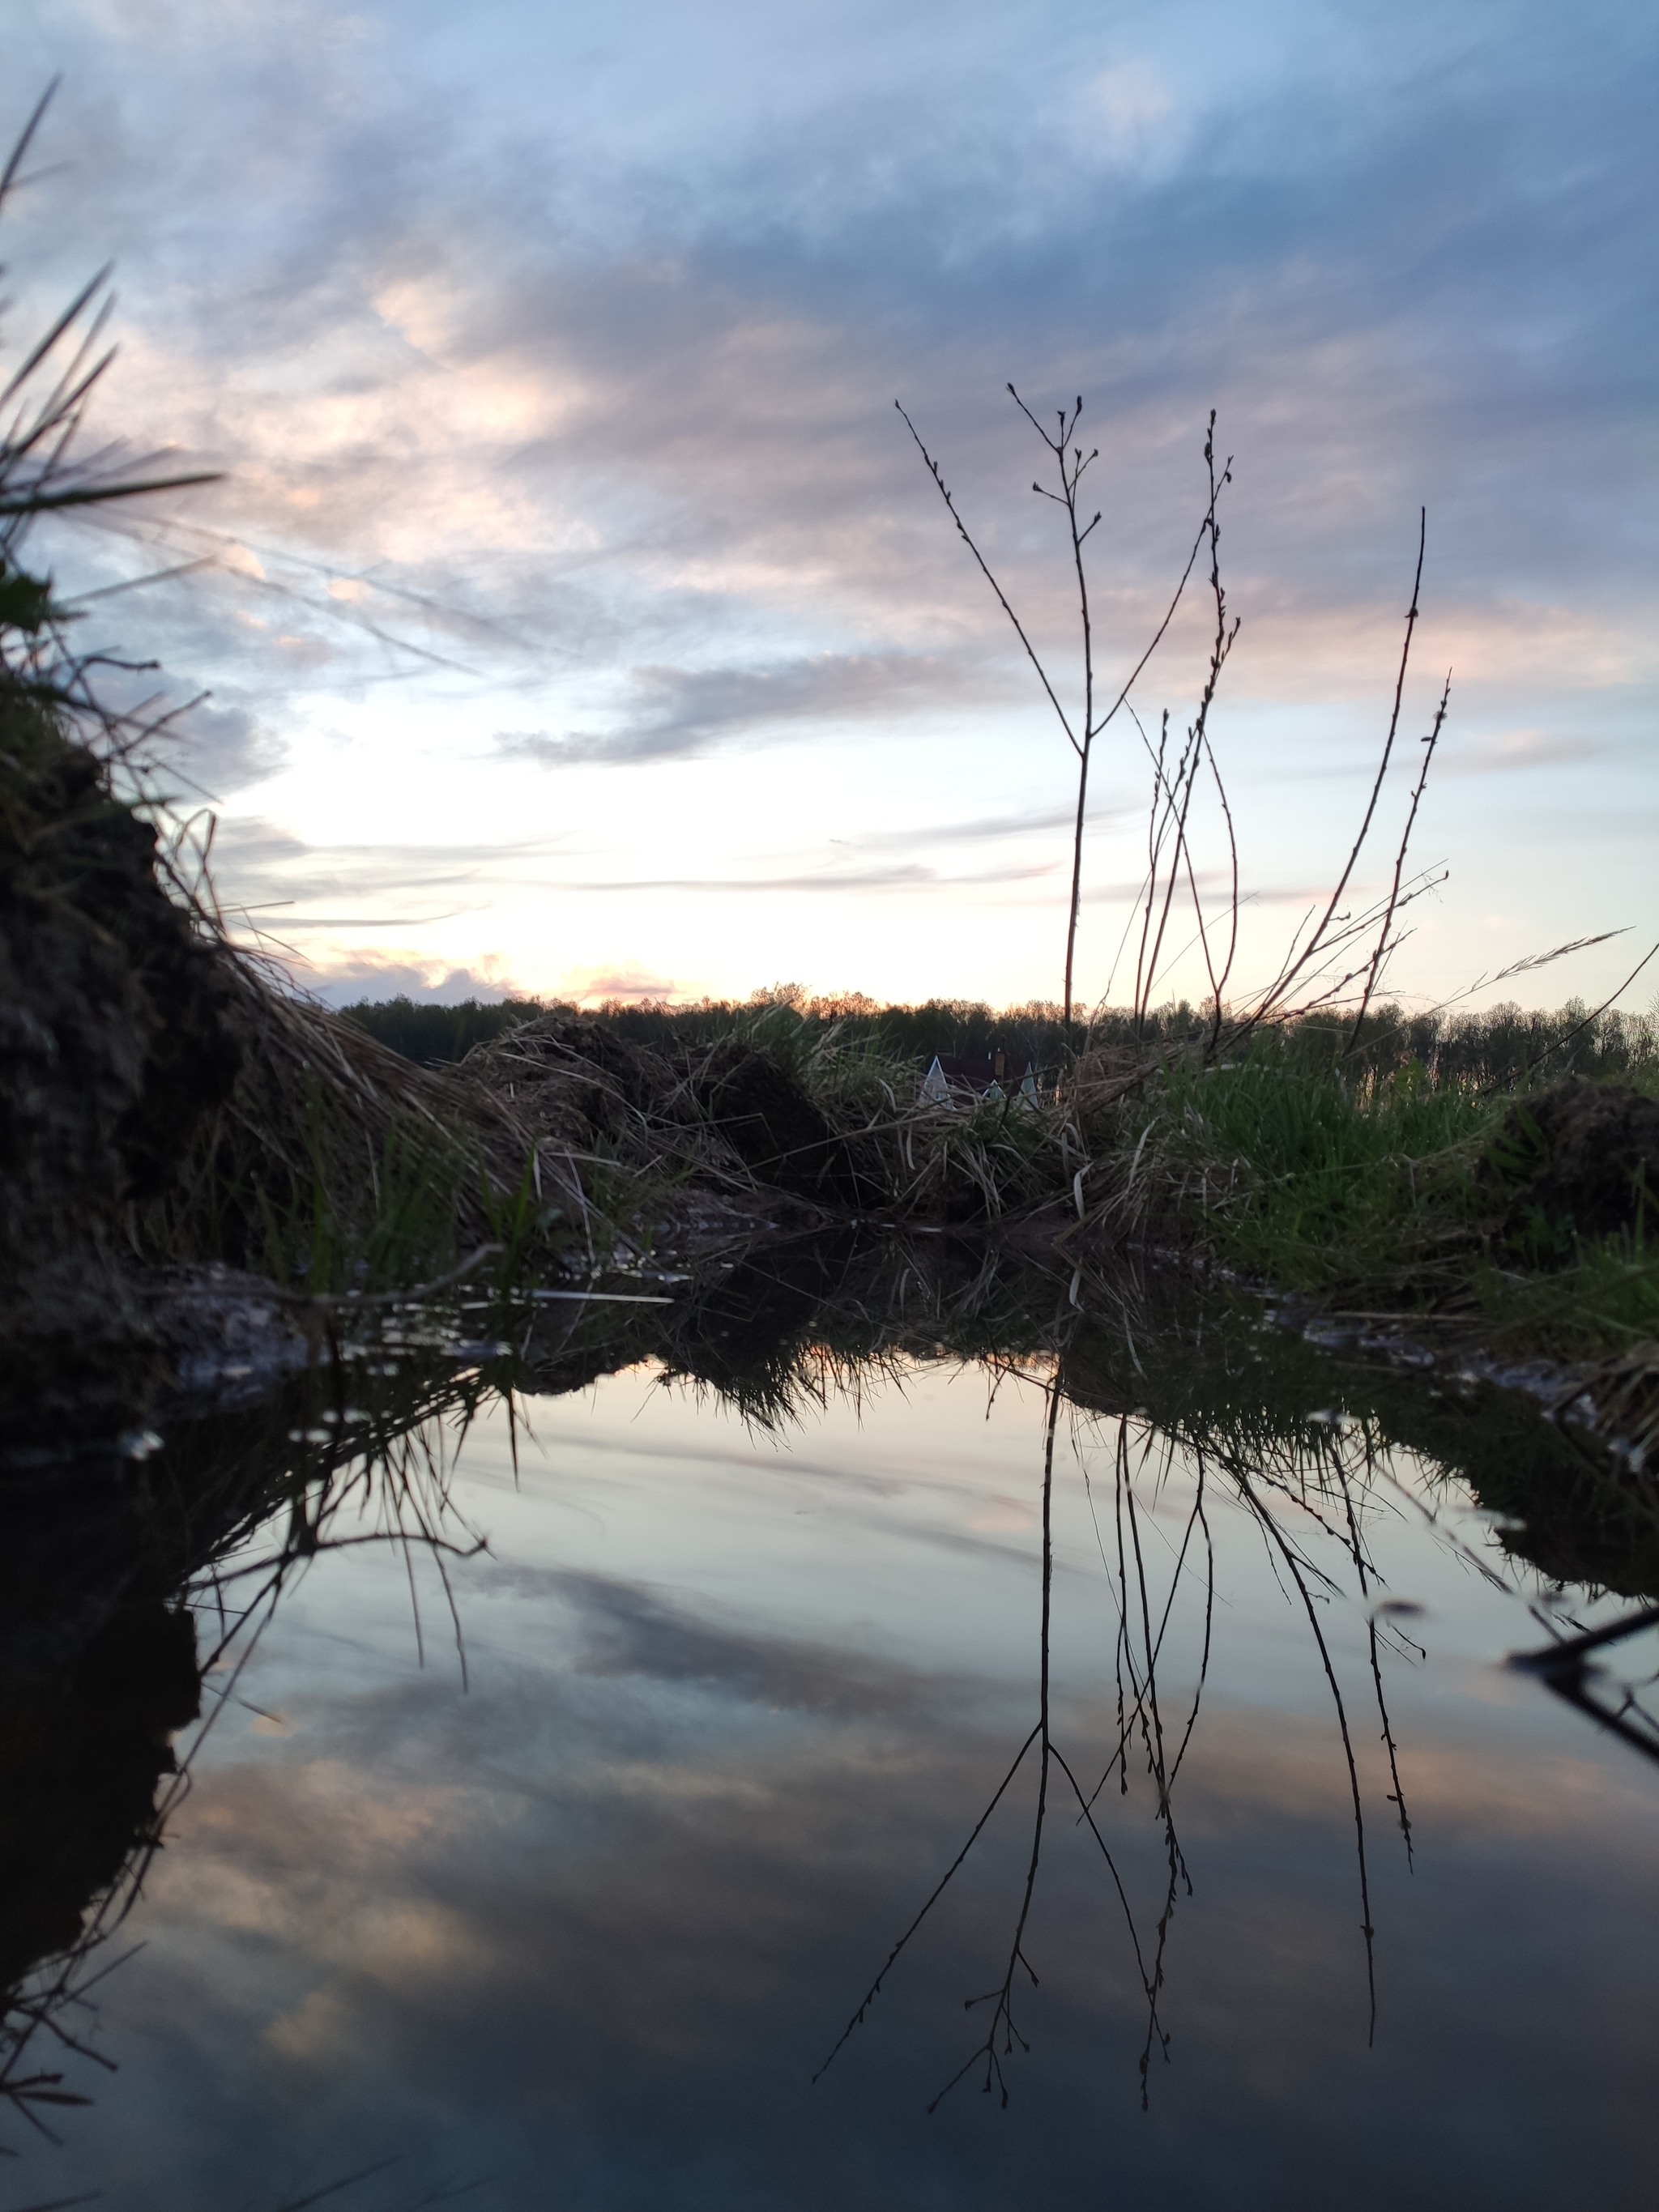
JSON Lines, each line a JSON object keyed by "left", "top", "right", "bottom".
{"left": 7, "top": 1264, "right": 1658, "bottom": 2210}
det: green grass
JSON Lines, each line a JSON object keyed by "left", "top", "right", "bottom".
{"left": 254, "top": 1099, "right": 480, "bottom": 1296}
{"left": 1132, "top": 1048, "right": 1657, "bottom": 1364}
{"left": 1146, "top": 1053, "right": 1499, "bottom": 1297}
{"left": 1474, "top": 1237, "right": 1659, "bottom": 1359}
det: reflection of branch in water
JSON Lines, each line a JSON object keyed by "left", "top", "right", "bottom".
{"left": 1508, "top": 1605, "right": 1659, "bottom": 1764}
{"left": 1081, "top": 1417, "right": 1213, "bottom": 2103}
{"left": 817, "top": 1382, "right": 1171, "bottom": 2111}
{"left": 1202, "top": 1409, "right": 1433, "bottom": 2035}
{"left": 928, "top": 1382, "right": 1060, "bottom": 2112}
{"left": 1227, "top": 1457, "right": 1378, "bottom": 2044}
{"left": 928, "top": 1380, "right": 1176, "bottom": 2105}
{"left": 1335, "top": 1440, "right": 1415, "bottom": 1869}
{"left": 812, "top": 1387, "right": 1065, "bottom": 2108}
{"left": 820, "top": 1375, "right": 1433, "bottom": 2108}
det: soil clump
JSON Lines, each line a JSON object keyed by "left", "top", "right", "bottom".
{"left": 1487, "top": 1079, "right": 1659, "bottom": 1260}
{"left": 0, "top": 707, "right": 245, "bottom": 1431}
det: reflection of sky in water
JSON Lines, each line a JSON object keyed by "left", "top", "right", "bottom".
{"left": 36, "top": 1363, "right": 1659, "bottom": 2209}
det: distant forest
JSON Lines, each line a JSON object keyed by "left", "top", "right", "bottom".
{"left": 335, "top": 991, "right": 1073, "bottom": 1070}
{"left": 337, "top": 989, "right": 1657, "bottom": 1093}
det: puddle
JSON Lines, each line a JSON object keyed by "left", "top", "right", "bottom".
{"left": 4, "top": 1245, "right": 1657, "bottom": 2209}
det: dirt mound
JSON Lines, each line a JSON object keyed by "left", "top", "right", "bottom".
{"left": 0, "top": 705, "right": 242, "bottom": 1375}
{"left": 467, "top": 1013, "right": 684, "bottom": 1153}
{"left": 690, "top": 1038, "right": 876, "bottom": 1206}
{"left": 471, "top": 1017, "right": 880, "bottom": 1208}
{"left": 1486, "top": 1078, "right": 1659, "bottom": 1259}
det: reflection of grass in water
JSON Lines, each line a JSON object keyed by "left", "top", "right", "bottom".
{"left": 633, "top": 1230, "right": 1659, "bottom": 1602}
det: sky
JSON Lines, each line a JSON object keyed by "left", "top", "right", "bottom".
{"left": 4, "top": 0, "right": 1655, "bottom": 1012}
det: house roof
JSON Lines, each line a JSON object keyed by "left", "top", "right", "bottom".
{"left": 921, "top": 1053, "right": 1038, "bottom": 1103}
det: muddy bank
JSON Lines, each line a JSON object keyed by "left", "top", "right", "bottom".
{"left": 0, "top": 693, "right": 249, "bottom": 1428}
{"left": 1482, "top": 1078, "right": 1659, "bottom": 1258}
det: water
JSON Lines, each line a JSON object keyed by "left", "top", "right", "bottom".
{"left": 6, "top": 1255, "right": 1658, "bottom": 2210}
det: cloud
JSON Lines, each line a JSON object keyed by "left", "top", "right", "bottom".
{"left": 23, "top": 19, "right": 1653, "bottom": 704}
{"left": 202, "top": 819, "right": 585, "bottom": 921}
{"left": 494, "top": 650, "right": 970, "bottom": 766}
{"left": 556, "top": 861, "right": 1058, "bottom": 895}
{"left": 1084, "top": 60, "right": 1179, "bottom": 173}
{"left": 830, "top": 803, "right": 1132, "bottom": 852}
{"left": 295, "top": 955, "right": 523, "bottom": 1007}
{"left": 174, "top": 697, "right": 285, "bottom": 793}
{"left": 254, "top": 910, "right": 476, "bottom": 931}
{"left": 1437, "top": 727, "right": 1606, "bottom": 779}
{"left": 559, "top": 961, "right": 679, "bottom": 1004}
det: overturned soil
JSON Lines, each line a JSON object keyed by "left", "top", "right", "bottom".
{"left": 1488, "top": 1078, "right": 1659, "bottom": 1259}
{"left": 460, "top": 1013, "right": 883, "bottom": 1216}
{"left": 0, "top": 711, "right": 245, "bottom": 1428}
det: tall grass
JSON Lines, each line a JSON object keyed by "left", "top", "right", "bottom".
{"left": 1127, "top": 1053, "right": 1501, "bottom": 1296}
{"left": 1090, "top": 1046, "right": 1659, "bottom": 1359}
